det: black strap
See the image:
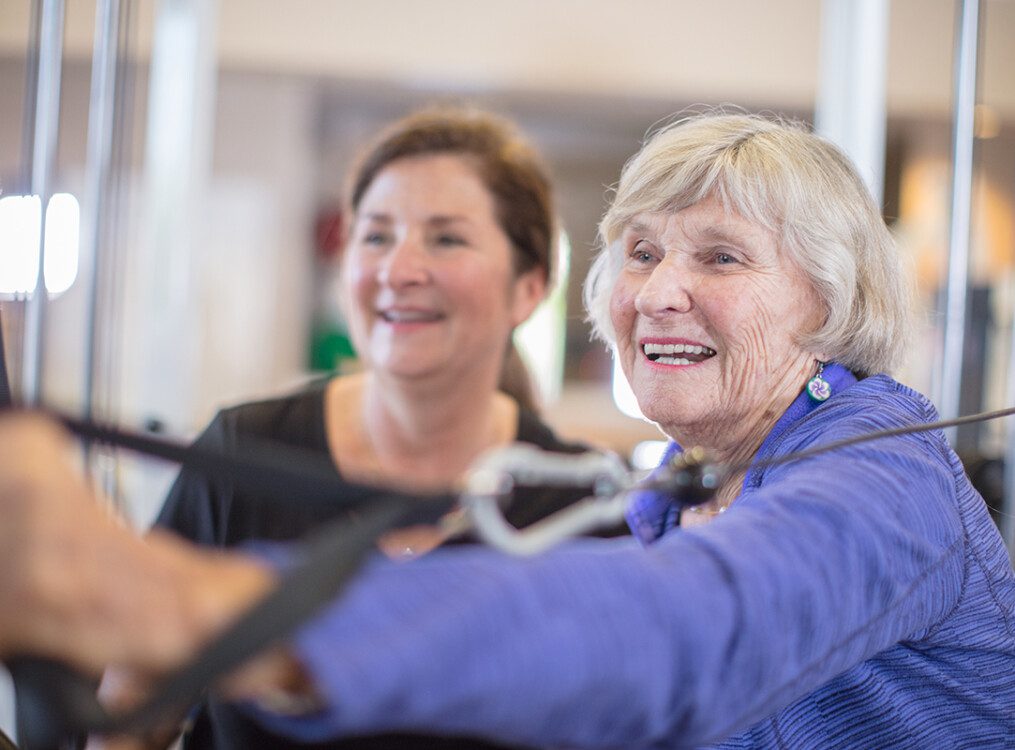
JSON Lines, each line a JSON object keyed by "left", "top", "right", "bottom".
{"left": 53, "top": 411, "right": 453, "bottom": 516}
{"left": 6, "top": 411, "right": 453, "bottom": 749}
{"left": 10, "top": 497, "right": 416, "bottom": 748}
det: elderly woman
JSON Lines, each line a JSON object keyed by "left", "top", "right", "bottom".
{"left": 232, "top": 113, "right": 1012, "bottom": 748}
{"left": 4, "top": 114, "right": 1013, "bottom": 749}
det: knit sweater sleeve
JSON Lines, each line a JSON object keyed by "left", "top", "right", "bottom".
{"left": 247, "top": 406, "right": 966, "bottom": 748}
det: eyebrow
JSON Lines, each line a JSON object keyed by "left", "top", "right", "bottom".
{"left": 427, "top": 215, "right": 472, "bottom": 227}
{"left": 356, "top": 213, "right": 472, "bottom": 226}
{"left": 622, "top": 220, "right": 655, "bottom": 237}
{"left": 700, "top": 225, "right": 749, "bottom": 246}
{"left": 359, "top": 212, "right": 393, "bottom": 224}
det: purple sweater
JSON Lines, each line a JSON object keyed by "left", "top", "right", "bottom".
{"left": 254, "top": 370, "right": 1015, "bottom": 748}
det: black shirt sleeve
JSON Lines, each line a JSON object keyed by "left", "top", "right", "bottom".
{"left": 155, "top": 382, "right": 340, "bottom": 548}
{"left": 155, "top": 411, "right": 234, "bottom": 546}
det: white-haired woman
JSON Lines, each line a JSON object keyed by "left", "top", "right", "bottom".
{"left": 584, "top": 111, "right": 912, "bottom": 530}
{"left": 5, "top": 114, "right": 1013, "bottom": 749}
{"left": 235, "top": 113, "right": 1012, "bottom": 748}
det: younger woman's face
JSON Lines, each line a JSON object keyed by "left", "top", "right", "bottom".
{"left": 342, "top": 154, "right": 545, "bottom": 383}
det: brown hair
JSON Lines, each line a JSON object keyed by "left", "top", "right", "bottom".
{"left": 347, "top": 107, "right": 557, "bottom": 410}
{"left": 348, "top": 107, "right": 555, "bottom": 283}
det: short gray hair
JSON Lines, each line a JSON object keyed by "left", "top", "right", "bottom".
{"left": 583, "top": 111, "right": 911, "bottom": 377}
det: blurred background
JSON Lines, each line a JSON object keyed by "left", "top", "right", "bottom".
{"left": 1, "top": 0, "right": 1014, "bottom": 736}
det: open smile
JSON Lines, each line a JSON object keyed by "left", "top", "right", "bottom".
{"left": 641, "top": 340, "right": 717, "bottom": 366}
{"left": 378, "top": 308, "right": 445, "bottom": 324}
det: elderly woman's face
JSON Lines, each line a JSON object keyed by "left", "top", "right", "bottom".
{"left": 609, "top": 197, "right": 824, "bottom": 446}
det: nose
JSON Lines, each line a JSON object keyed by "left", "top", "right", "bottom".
{"left": 377, "top": 234, "right": 430, "bottom": 288}
{"left": 634, "top": 256, "right": 693, "bottom": 318}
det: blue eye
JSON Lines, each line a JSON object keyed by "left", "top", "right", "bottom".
{"left": 715, "top": 252, "right": 738, "bottom": 265}
{"left": 628, "top": 241, "right": 658, "bottom": 265}
{"left": 363, "top": 231, "right": 390, "bottom": 245}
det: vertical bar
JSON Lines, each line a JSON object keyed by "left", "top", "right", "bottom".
{"left": 6, "top": 1, "right": 45, "bottom": 405}
{"left": 815, "top": 0, "right": 889, "bottom": 204}
{"left": 82, "top": 0, "right": 122, "bottom": 422}
{"left": 19, "top": 0, "right": 41, "bottom": 196}
{"left": 92, "top": 0, "right": 138, "bottom": 511}
{"left": 96, "top": 0, "right": 136, "bottom": 422}
{"left": 936, "top": 0, "right": 981, "bottom": 440}
{"left": 21, "top": 0, "right": 66, "bottom": 408}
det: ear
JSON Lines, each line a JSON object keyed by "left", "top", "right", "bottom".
{"left": 509, "top": 268, "right": 548, "bottom": 327}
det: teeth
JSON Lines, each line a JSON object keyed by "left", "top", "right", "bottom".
{"left": 382, "top": 310, "right": 440, "bottom": 322}
{"left": 656, "top": 357, "right": 692, "bottom": 365}
{"left": 642, "top": 342, "right": 716, "bottom": 357}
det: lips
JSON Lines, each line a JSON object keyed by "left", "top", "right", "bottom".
{"left": 641, "top": 340, "right": 717, "bottom": 365}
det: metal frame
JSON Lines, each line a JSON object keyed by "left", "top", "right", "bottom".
{"left": 937, "top": 0, "right": 982, "bottom": 441}
{"left": 20, "top": 0, "right": 66, "bottom": 407}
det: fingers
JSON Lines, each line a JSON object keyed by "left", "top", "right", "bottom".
{"left": 0, "top": 413, "right": 113, "bottom": 665}
{"left": 0, "top": 413, "right": 275, "bottom": 675}
{"left": 0, "top": 412, "right": 288, "bottom": 712}
{"left": 377, "top": 523, "right": 447, "bottom": 560}
{"left": 85, "top": 668, "right": 184, "bottom": 750}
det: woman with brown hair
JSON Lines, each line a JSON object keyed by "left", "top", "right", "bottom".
{"left": 158, "top": 106, "right": 582, "bottom": 553}
{"left": 148, "top": 107, "right": 600, "bottom": 749}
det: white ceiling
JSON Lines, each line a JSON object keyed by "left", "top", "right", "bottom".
{"left": 1, "top": 0, "right": 1013, "bottom": 115}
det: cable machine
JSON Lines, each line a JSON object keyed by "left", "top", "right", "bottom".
{"left": 3, "top": 0, "right": 1014, "bottom": 746}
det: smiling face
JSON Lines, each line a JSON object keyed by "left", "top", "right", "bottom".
{"left": 341, "top": 154, "right": 545, "bottom": 384}
{"left": 609, "top": 196, "right": 826, "bottom": 455}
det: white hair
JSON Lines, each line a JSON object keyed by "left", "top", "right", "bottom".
{"left": 583, "top": 111, "right": 911, "bottom": 377}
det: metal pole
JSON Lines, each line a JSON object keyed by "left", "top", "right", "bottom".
{"left": 82, "top": 0, "right": 123, "bottom": 422}
{"left": 937, "top": 0, "right": 981, "bottom": 441}
{"left": 19, "top": 0, "right": 41, "bottom": 196}
{"left": 95, "top": 0, "right": 136, "bottom": 425}
{"left": 21, "top": 0, "right": 66, "bottom": 408}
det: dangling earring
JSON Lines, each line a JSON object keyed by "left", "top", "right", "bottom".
{"left": 806, "top": 361, "right": 832, "bottom": 403}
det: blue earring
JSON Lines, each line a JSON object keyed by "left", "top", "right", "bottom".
{"left": 806, "top": 361, "right": 832, "bottom": 403}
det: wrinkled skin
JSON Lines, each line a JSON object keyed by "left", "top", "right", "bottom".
{"left": 610, "top": 197, "right": 827, "bottom": 469}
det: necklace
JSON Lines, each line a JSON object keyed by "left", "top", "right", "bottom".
{"left": 682, "top": 470, "right": 742, "bottom": 523}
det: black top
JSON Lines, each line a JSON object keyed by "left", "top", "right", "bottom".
{"left": 156, "top": 379, "right": 623, "bottom": 749}
{"left": 156, "top": 379, "right": 597, "bottom": 545}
